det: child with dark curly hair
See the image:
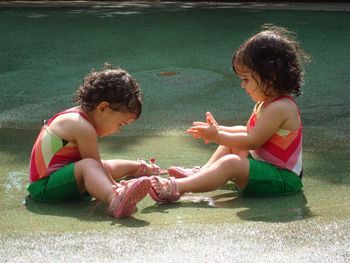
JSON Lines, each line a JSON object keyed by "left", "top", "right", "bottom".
{"left": 150, "top": 25, "right": 310, "bottom": 202}
{"left": 27, "top": 66, "right": 163, "bottom": 218}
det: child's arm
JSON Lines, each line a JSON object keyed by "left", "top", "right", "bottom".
{"left": 50, "top": 112, "right": 116, "bottom": 180}
{"left": 188, "top": 112, "right": 248, "bottom": 146}
{"left": 192, "top": 121, "right": 247, "bottom": 134}
{"left": 67, "top": 116, "right": 102, "bottom": 163}
{"left": 219, "top": 125, "right": 247, "bottom": 133}
{"left": 49, "top": 113, "right": 102, "bottom": 163}
{"left": 188, "top": 104, "right": 289, "bottom": 150}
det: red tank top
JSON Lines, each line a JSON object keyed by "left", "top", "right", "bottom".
{"left": 29, "top": 108, "right": 92, "bottom": 183}
{"left": 247, "top": 96, "right": 303, "bottom": 175}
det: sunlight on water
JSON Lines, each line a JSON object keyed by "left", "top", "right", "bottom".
{"left": 0, "top": 5, "right": 349, "bottom": 261}
{"left": 4, "top": 171, "right": 26, "bottom": 192}
{"left": 27, "top": 14, "right": 49, "bottom": 18}
{"left": 180, "top": 194, "right": 217, "bottom": 207}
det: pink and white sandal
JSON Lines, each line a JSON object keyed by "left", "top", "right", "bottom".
{"left": 168, "top": 166, "right": 201, "bottom": 179}
{"left": 137, "top": 158, "right": 167, "bottom": 176}
{"left": 108, "top": 176, "right": 151, "bottom": 218}
{"left": 149, "top": 176, "right": 180, "bottom": 203}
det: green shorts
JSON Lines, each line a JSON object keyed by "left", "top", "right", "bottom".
{"left": 242, "top": 157, "right": 303, "bottom": 197}
{"left": 27, "top": 163, "right": 89, "bottom": 202}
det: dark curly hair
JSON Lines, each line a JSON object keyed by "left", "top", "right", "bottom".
{"left": 232, "top": 25, "right": 310, "bottom": 97}
{"left": 75, "top": 65, "right": 143, "bottom": 118}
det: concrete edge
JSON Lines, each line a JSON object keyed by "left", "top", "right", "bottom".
{"left": 0, "top": 1, "right": 350, "bottom": 11}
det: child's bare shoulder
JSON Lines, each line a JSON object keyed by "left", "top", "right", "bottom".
{"left": 50, "top": 111, "right": 96, "bottom": 142}
{"left": 268, "top": 97, "right": 297, "bottom": 114}
{"left": 269, "top": 97, "right": 300, "bottom": 130}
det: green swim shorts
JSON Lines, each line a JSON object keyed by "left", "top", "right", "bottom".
{"left": 27, "top": 163, "right": 88, "bottom": 202}
{"left": 242, "top": 157, "right": 303, "bottom": 197}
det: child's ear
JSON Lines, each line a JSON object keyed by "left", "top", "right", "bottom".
{"left": 96, "top": 101, "right": 109, "bottom": 113}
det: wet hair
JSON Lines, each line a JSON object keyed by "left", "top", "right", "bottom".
{"left": 232, "top": 24, "right": 310, "bottom": 97}
{"left": 75, "top": 64, "right": 143, "bottom": 118}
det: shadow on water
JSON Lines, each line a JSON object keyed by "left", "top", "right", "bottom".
{"left": 24, "top": 195, "right": 151, "bottom": 228}
{"left": 234, "top": 192, "right": 313, "bottom": 222}
{"left": 142, "top": 185, "right": 313, "bottom": 223}
{"left": 25, "top": 190, "right": 313, "bottom": 225}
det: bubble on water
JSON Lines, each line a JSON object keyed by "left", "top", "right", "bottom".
{"left": 180, "top": 194, "right": 215, "bottom": 206}
{"left": 99, "top": 10, "right": 141, "bottom": 18}
{"left": 4, "top": 171, "right": 26, "bottom": 193}
{"left": 27, "top": 14, "right": 49, "bottom": 18}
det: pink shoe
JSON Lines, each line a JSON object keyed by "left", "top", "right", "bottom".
{"left": 168, "top": 166, "right": 201, "bottom": 178}
{"left": 108, "top": 177, "right": 151, "bottom": 218}
{"left": 137, "top": 158, "right": 167, "bottom": 176}
{"left": 149, "top": 176, "right": 180, "bottom": 203}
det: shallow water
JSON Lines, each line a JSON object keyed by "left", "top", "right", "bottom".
{"left": 0, "top": 4, "right": 350, "bottom": 262}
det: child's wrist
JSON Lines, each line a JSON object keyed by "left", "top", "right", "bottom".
{"left": 214, "top": 129, "right": 221, "bottom": 144}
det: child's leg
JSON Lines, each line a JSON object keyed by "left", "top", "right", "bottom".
{"left": 168, "top": 146, "right": 248, "bottom": 179}
{"left": 201, "top": 145, "right": 248, "bottom": 170}
{"left": 102, "top": 159, "right": 143, "bottom": 180}
{"left": 102, "top": 159, "right": 162, "bottom": 180}
{"left": 153, "top": 154, "right": 250, "bottom": 197}
{"left": 74, "top": 158, "right": 151, "bottom": 218}
{"left": 168, "top": 146, "right": 233, "bottom": 179}
{"left": 178, "top": 154, "right": 250, "bottom": 193}
{"left": 201, "top": 145, "right": 233, "bottom": 169}
{"left": 74, "top": 158, "right": 116, "bottom": 204}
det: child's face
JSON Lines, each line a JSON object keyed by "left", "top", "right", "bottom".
{"left": 233, "top": 61, "right": 267, "bottom": 102}
{"left": 94, "top": 103, "right": 136, "bottom": 137}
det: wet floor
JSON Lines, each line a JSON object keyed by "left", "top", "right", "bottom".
{"left": 0, "top": 2, "right": 350, "bottom": 262}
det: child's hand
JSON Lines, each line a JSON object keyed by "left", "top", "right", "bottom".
{"left": 187, "top": 112, "right": 219, "bottom": 144}
{"left": 191, "top": 121, "right": 208, "bottom": 127}
{"left": 205, "top": 112, "right": 219, "bottom": 128}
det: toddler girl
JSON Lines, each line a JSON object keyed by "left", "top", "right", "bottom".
{"left": 27, "top": 66, "right": 162, "bottom": 218}
{"left": 150, "top": 25, "right": 310, "bottom": 202}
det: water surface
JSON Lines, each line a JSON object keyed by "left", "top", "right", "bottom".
{"left": 0, "top": 4, "right": 349, "bottom": 262}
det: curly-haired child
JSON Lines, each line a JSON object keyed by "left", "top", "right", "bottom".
{"left": 150, "top": 25, "right": 310, "bottom": 202}
{"left": 27, "top": 66, "right": 163, "bottom": 218}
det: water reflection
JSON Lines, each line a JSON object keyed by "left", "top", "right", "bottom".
{"left": 188, "top": 190, "right": 313, "bottom": 222}
{"left": 24, "top": 195, "right": 150, "bottom": 227}
{"left": 4, "top": 171, "right": 26, "bottom": 193}
{"left": 0, "top": 5, "right": 349, "bottom": 228}
{"left": 143, "top": 189, "right": 313, "bottom": 223}
{"left": 234, "top": 192, "right": 313, "bottom": 222}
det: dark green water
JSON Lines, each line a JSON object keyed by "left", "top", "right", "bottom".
{"left": 0, "top": 5, "right": 349, "bottom": 262}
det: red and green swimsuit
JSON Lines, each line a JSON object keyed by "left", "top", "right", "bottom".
{"left": 29, "top": 109, "right": 91, "bottom": 183}
{"left": 247, "top": 96, "right": 303, "bottom": 176}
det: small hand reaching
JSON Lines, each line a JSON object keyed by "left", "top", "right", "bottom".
{"left": 187, "top": 112, "right": 219, "bottom": 144}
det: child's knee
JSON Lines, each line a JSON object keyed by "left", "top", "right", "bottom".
{"left": 219, "top": 154, "right": 244, "bottom": 167}
{"left": 217, "top": 154, "right": 249, "bottom": 181}
{"left": 214, "top": 154, "right": 242, "bottom": 173}
{"left": 75, "top": 158, "right": 102, "bottom": 175}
